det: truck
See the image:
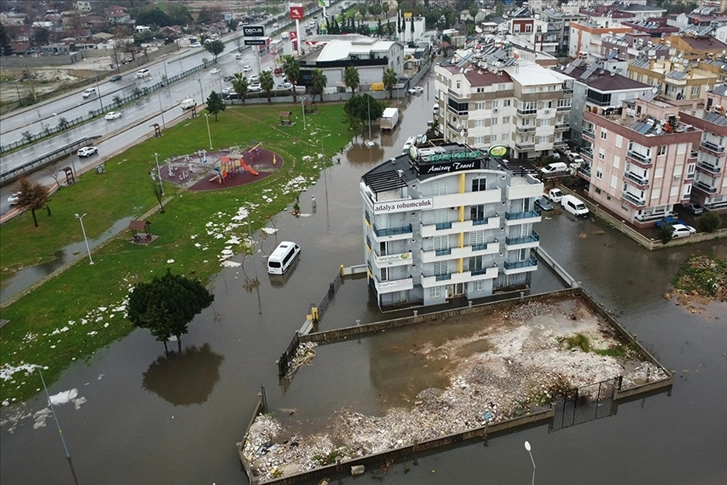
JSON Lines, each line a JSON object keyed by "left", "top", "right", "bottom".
{"left": 380, "top": 107, "right": 399, "bottom": 131}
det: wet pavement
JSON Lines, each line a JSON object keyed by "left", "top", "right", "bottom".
{"left": 2, "top": 71, "right": 727, "bottom": 485}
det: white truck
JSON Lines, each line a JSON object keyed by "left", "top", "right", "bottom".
{"left": 380, "top": 107, "right": 399, "bottom": 131}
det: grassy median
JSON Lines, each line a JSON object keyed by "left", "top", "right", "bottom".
{"left": 0, "top": 104, "right": 352, "bottom": 403}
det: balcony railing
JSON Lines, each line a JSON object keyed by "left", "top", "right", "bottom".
{"left": 515, "top": 125, "right": 536, "bottom": 133}
{"left": 581, "top": 148, "right": 593, "bottom": 160}
{"left": 505, "top": 210, "right": 541, "bottom": 221}
{"left": 700, "top": 140, "right": 725, "bottom": 153}
{"left": 435, "top": 273, "right": 451, "bottom": 281}
{"left": 621, "top": 191, "right": 646, "bottom": 207}
{"left": 516, "top": 107, "right": 537, "bottom": 115}
{"left": 697, "top": 161, "right": 722, "bottom": 174}
{"left": 504, "top": 255, "right": 538, "bottom": 270}
{"left": 435, "top": 248, "right": 452, "bottom": 256}
{"left": 624, "top": 172, "right": 649, "bottom": 187}
{"left": 557, "top": 105, "right": 571, "bottom": 111}
{"left": 471, "top": 265, "right": 497, "bottom": 276}
{"left": 555, "top": 123, "right": 570, "bottom": 130}
{"left": 472, "top": 217, "right": 490, "bottom": 226}
{"left": 505, "top": 231, "right": 540, "bottom": 245}
{"left": 435, "top": 221, "right": 453, "bottom": 230}
{"left": 373, "top": 223, "right": 412, "bottom": 237}
{"left": 626, "top": 150, "right": 652, "bottom": 166}
{"left": 516, "top": 141, "right": 535, "bottom": 149}
{"left": 578, "top": 165, "right": 591, "bottom": 179}
{"left": 582, "top": 129, "right": 595, "bottom": 140}
{"left": 694, "top": 180, "right": 718, "bottom": 193}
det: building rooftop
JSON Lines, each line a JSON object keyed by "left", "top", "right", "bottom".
{"left": 440, "top": 64, "right": 513, "bottom": 86}
{"left": 679, "top": 35, "right": 727, "bottom": 51}
{"left": 563, "top": 63, "right": 650, "bottom": 91}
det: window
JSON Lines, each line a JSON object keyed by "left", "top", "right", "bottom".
{"left": 475, "top": 102, "right": 486, "bottom": 110}
{"left": 430, "top": 287, "right": 441, "bottom": 298}
{"left": 492, "top": 100, "right": 499, "bottom": 108}
{"left": 498, "top": 84, "right": 507, "bottom": 91}
{"left": 687, "top": 163, "right": 696, "bottom": 178}
{"left": 540, "top": 135, "right": 549, "bottom": 144}
{"left": 598, "top": 148, "right": 605, "bottom": 160}
{"left": 658, "top": 145, "right": 666, "bottom": 156}
{"left": 503, "top": 99, "right": 511, "bottom": 107}
{"left": 613, "top": 155, "right": 620, "bottom": 168}
{"left": 651, "top": 188, "right": 661, "bottom": 199}
{"left": 600, "top": 129, "right": 607, "bottom": 140}
{"left": 541, "top": 118, "right": 551, "bottom": 126}
{"left": 692, "top": 86, "right": 700, "bottom": 96}
{"left": 610, "top": 174, "right": 618, "bottom": 188}
{"left": 473, "top": 136, "right": 485, "bottom": 145}
{"left": 596, "top": 168, "right": 603, "bottom": 179}
{"left": 502, "top": 116, "right": 510, "bottom": 124}
{"left": 473, "top": 280, "right": 484, "bottom": 292}
{"left": 491, "top": 117, "right": 498, "bottom": 125}
{"left": 525, "top": 24, "right": 532, "bottom": 33}
{"left": 615, "top": 134, "right": 623, "bottom": 148}
{"left": 474, "top": 119, "right": 484, "bottom": 127}
{"left": 470, "top": 205, "right": 485, "bottom": 221}
{"left": 471, "top": 178, "right": 487, "bottom": 192}
{"left": 491, "top": 134, "right": 497, "bottom": 141}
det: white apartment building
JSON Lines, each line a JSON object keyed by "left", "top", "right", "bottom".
{"left": 360, "top": 144, "right": 543, "bottom": 311}
{"left": 434, "top": 58, "right": 571, "bottom": 159}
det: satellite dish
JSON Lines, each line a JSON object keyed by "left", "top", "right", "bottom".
{"left": 652, "top": 86, "right": 659, "bottom": 94}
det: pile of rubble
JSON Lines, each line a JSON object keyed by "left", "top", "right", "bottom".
{"left": 243, "top": 300, "right": 667, "bottom": 481}
{"left": 668, "top": 255, "right": 727, "bottom": 313}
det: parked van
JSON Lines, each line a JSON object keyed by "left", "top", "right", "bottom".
{"left": 546, "top": 188, "right": 563, "bottom": 203}
{"left": 540, "top": 162, "right": 569, "bottom": 176}
{"left": 181, "top": 99, "right": 197, "bottom": 110}
{"left": 267, "top": 241, "right": 301, "bottom": 275}
{"left": 561, "top": 195, "right": 589, "bottom": 218}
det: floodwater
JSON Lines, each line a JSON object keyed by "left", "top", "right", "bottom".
{"left": 2, "top": 71, "right": 727, "bottom": 485}
{"left": 0, "top": 217, "right": 135, "bottom": 303}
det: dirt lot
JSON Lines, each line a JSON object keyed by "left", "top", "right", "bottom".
{"left": 241, "top": 297, "right": 667, "bottom": 481}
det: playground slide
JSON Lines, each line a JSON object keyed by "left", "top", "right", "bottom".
{"left": 240, "top": 159, "right": 259, "bottom": 176}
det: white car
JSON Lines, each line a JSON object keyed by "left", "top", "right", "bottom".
{"left": 78, "top": 146, "right": 98, "bottom": 158}
{"left": 407, "top": 86, "right": 424, "bottom": 95}
{"left": 190, "top": 42, "right": 202, "bottom": 48}
{"left": 242, "top": 65, "right": 252, "bottom": 72}
{"left": 273, "top": 23, "right": 279, "bottom": 28}
{"left": 210, "top": 68, "right": 221, "bottom": 75}
{"left": 249, "top": 74, "right": 259, "bottom": 84}
{"left": 672, "top": 223, "right": 696, "bottom": 238}
{"left": 104, "top": 111, "right": 122, "bottom": 120}
{"left": 263, "top": 66, "right": 273, "bottom": 73}
{"left": 278, "top": 82, "right": 293, "bottom": 90}
{"left": 7, "top": 192, "right": 21, "bottom": 205}
{"left": 248, "top": 84, "right": 262, "bottom": 92}
{"left": 82, "top": 88, "right": 96, "bottom": 98}
{"left": 135, "top": 68, "right": 150, "bottom": 78}
{"left": 235, "top": 53, "right": 243, "bottom": 59}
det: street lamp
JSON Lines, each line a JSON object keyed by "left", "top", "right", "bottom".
{"left": 154, "top": 152, "right": 164, "bottom": 196}
{"left": 198, "top": 78, "right": 204, "bottom": 104}
{"left": 301, "top": 96, "right": 307, "bottom": 130}
{"left": 524, "top": 441, "right": 536, "bottom": 485}
{"left": 75, "top": 213, "right": 93, "bottom": 265}
{"left": 204, "top": 113, "right": 213, "bottom": 150}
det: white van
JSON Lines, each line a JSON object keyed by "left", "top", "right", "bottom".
{"left": 267, "top": 241, "right": 301, "bottom": 275}
{"left": 181, "top": 99, "right": 197, "bottom": 110}
{"left": 540, "top": 162, "right": 569, "bottom": 176}
{"left": 135, "top": 68, "right": 150, "bottom": 78}
{"left": 561, "top": 195, "right": 589, "bottom": 218}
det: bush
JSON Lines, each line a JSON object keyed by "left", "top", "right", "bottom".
{"left": 697, "top": 211, "right": 721, "bottom": 233}
{"left": 657, "top": 223, "right": 673, "bottom": 244}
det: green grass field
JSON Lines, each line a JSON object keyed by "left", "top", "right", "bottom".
{"left": 0, "top": 103, "right": 352, "bottom": 403}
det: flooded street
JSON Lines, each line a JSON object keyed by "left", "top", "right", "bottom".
{"left": 2, "top": 71, "right": 727, "bottom": 485}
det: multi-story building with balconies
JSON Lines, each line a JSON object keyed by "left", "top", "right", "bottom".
{"left": 577, "top": 96, "right": 701, "bottom": 225}
{"left": 433, "top": 57, "right": 571, "bottom": 159}
{"left": 360, "top": 144, "right": 543, "bottom": 311}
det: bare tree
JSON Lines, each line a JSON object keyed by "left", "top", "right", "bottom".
{"left": 44, "top": 161, "right": 62, "bottom": 189}
{"left": 153, "top": 182, "right": 165, "bottom": 213}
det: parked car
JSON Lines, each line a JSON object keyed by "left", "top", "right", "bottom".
{"left": 104, "top": 111, "right": 122, "bottom": 120}
{"left": 672, "top": 223, "right": 696, "bottom": 238}
{"left": 248, "top": 84, "right": 262, "bottom": 92}
{"left": 242, "top": 65, "right": 252, "bottom": 72}
{"left": 82, "top": 88, "right": 96, "bottom": 98}
{"left": 223, "top": 75, "right": 234, "bottom": 82}
{"left": 225, "top": 92, "right": 240, "bottom": 100}
{"left": 210, "top": 68, "right": 221, "bottom": 75}
{"left": 249, "top": 74, "right": 259, "bottom": 83}
{"left": 78, "top": 146, "right": 98, "bottom": 158}
{"left": 534, "top": 197, "right": 554, "bottom": 211}
{"left": 684, "top": 202, "right": 704, "bottom": 215}
{"left": 655, "top": 217, "right": 687, "bottom": 229}
{"left": 110, "top": 74, "right": 122, "bottom": 82}
{"left": 7, "top": 192, "right": 21, "bottom": 205}
{"left": 545, "top": 188, "right": 563, "bottom": 203}
{"left": 540, "top": 162, "right": 569, "bottom": 176}
{"left": 407, "top": 86, "right": 424, "bottom": 95}
{"left": 274, "top": 67, "right": 283, "bottom": 75}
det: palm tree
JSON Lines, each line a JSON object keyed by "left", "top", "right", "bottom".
{"left": 281, "top": 55, "right": 300, "bottom": 103}
{"left": 343, "top": 66, "right": 360, "bottom": 96}
{"left": 259, "top": 70, "right": 274, "bottom": 103}
{"left": 231, "top": 73, "right": 249, "bottom": 104}
{"left": 311, "top": 68, "right": 328, "bottom": 102}
{"left": 382, "top": 67, "right": 397, "bottom": 99}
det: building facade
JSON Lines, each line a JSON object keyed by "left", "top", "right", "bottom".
{"left": 360, "top": 144, "right": 543, "bottom": 311}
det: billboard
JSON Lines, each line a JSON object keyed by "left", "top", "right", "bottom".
{"left": 289, "top": 3, "right": 304, "bottom": 20}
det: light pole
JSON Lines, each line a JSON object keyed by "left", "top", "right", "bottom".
{"left": 154, "top": 152, "right": 164, "bottom": 196}
{"left": 301, "top": 96, "right": 307, "bottom": 130}
{"left": 204, "top": 113, "right": 213, "bottom": 150}
{"left": 198, "top": 78, "right": 204, "bottom": 103}
{"left": 367, "top": 93, "right": 372, "bottom": 139}
{"left": 157, "top": 90, "right": 166, "bottom": 129}
{"left": 75, "top": 213, "right": 93, "bottom": 265}
{"left": 95, "top": 62, "right": 104, "bottom": 112}
{"left": 524, "top": 441, "right": 536, "bottom": 485}
{"left": 37, "top": 367, "right": 71, "bottom": 459}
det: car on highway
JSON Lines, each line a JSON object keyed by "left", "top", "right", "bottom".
{"left": 672, "top": 223, "right": 696, "bottom": 238}
{"left": 273, "top": 23, "right": 279, "bottom": 28}
{"left": 274, "top": 67, "right": 283, "bottom": 75}
{"left": 242, "top": 65, "right": 252, "bottom": 72}
{"left": 249, "top": 74, "right": 259, "bottom": 83}
{"left": 190, "top": 42, "right": 202, "bottom": 48}
{"left": 278, "top": 82, "right": 293, "bottom": 90}
{"left": 235, "top": 53, "right": 243, "bottom": 60}
{"left": 223, "top": 75, "right": 234, "bottom": 82}
{"left": 7, "top": 192, "right": 21, "bottom": 205}
{"left": 248, "top": 84, "right": 262, "bottom": 92}
{"left": 82, "top": 88, "right": 97, "bottom": 98}
{"left": 534, "top": 197, "right": 554, "bottom": 211}
{"left": 407, "top": 86, "right": 424, "bottom": 95}
{"left": 135, "top": 68, "right": 150, "bottom": 78}
{"left": 104, "top": 111, "right": 122, "bottom": 120}
{"left": 210, "top": 68, "right": 221, "bottom": 75}
{"left": 78, "top": 146, "right": 98, "bottom": 158}
{"left": 110, "top": 74, "right": 123, "bottom": 82}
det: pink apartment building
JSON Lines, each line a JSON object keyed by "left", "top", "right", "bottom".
{"left": 579, "top": 97, "right": 701, "bottom": 226}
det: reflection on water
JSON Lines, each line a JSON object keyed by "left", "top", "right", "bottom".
{"left": 142, "top": 343, "right": 224, "bottom": 406}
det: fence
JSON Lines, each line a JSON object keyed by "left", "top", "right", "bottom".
{"left": 550, "top": 378, "right": 619, "bottom": 431}
{"left": 277, "top": 331, "right": 300, "bottom": 379}
{"left": 0, "top": 116, "right": 84, "bottom": 155}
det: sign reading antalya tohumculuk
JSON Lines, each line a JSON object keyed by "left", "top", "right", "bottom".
{"left": 373, "top": 198, "right": 433, "bottom": 214}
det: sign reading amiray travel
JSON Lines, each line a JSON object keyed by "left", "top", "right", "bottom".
{"left": 373, "top": 198, "right": 433, "bottom": 214}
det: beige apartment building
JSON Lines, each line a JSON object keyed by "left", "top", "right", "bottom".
{"left": 578, "top": 96, "right": 701, "bottom": 226}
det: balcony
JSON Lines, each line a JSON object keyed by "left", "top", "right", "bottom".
{"left": 469, "top": 265, "right": 499, "bottom": 281}
{"left": 581, "top": 148, "right": 593, "bottom": 161}
{"left": 582, "top": 129, "right": 595, "bottom": 141}
{"left": 504, "top": 210, "right": 541, "bottom": 225}
{"left": 693, "top": 180, "right": 718, "bottom": 194}
{"left": 373, "top": 251, "right": 414, "bottom": 269}
{"left": 420, "top": 241, "right": 499, "bottom": 263}
{"left": 555, "top": 122, "right": 570, "bottom": 131}
{"left": 578, "top": 164, "right": 591, "bottom": 180}
{"left": 621, "top": 191, "right": 646, "bottom": 207}
{"left": 421, "top": 216, "right": 501, "bottom": 237}
{"left": 503, "top": 255, "right": 538, "bottom": 275}
{"left": 626, "top": 150, "right": 652, "bottom": 166}
{"left": 372, "top": 223, "right": 412, "bottom": 240}
{"left": 373, "top": 274, "right": 414, "bottom": 294}
{"left": 700, "top": 140, "right": 725, "bottom": 156}
{"left": 515, "top": 125, "right": 536, "bottom": 133}
{"left": 515, "top": 141, "right": 535, "bottom": 150}
{"left": 505, "top": 231, "right": 540, "bottom": 249}
{"left": 516, "top": 107, "right": 537, "bottom": 116}
{"left": 623, "top": 172, "right": 649, "bottom": 188}
{"left": 421, "top": 269, "right": 474, "bottom": 288}
{"left": 697, "top": 161, "right": 722, "bottom": 176}
{"left": 557, "top": 104, "right": 571, "bottom": 111}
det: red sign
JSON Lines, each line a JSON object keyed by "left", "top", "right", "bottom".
{"left": 289, "top": 31, "right": 297, "bottom": 41}
{"left": 289, "top": 3, "right": 304, "bottom": 20}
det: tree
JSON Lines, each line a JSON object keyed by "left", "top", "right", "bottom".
{"left": 196, "top": 6, "right": 222, "bottom": 25}
{"left": 204, "top": 39, "right": 225, "bottom": 62}
{"left": 127, "top": 270, "right": 214, "bottom": 353}
{"left": 206, "top": 91, "right": 225, "bottom": 120}
{"left": 153, "top": 181, "right": 165, "bottom": 213}
{"left": 698, "top": 211, "right": 721, "bottom": 233}
{"left": 344, "top": 94, "right": 385, "bottom": 133}
{"left": 358, "top": 3, "right": 367, "bottom": 18}
{"left": 44, "top": 161, "right": 62, "bottom": 189}
{"left": 311, "top": 68, "right": 328, "bottom": 102}
{"left": 56, "top": 116, "right": 69, "bottom": 131}
{"left": 231, "top": 72, "right": 249, "bottom": 104}
{"left": 0, "top": 22, "right": 12, "bottom": 56}
{"left": 15, "top": 176, "right": 50, "bottom": 227}
{"left": 259, "top": 70, "right": 274, "bottom": 103}
{"left": 281, "top": 55, "right": 300, "bottom": 102}
{"left": 495, "top": 1, "right": 505, "bottom": 17}
{"left": 382, "top": 67, "right": 397, "bottom": 99}
{"left": 32, "top": 27, "right": 50, "bottom": 46}
{"left": 468, "top": 4, "right": 479, "bottom": 23}
{"left": 657, "top": 223, "right": 674, "bottom": 244}
{"left": 343, "top": 66, "right": 360, "bottom": 95}
{"left": 136, "top": 8, "right": 172, "bottom": 27}
{"left": 226, "top": 19, "right": 237, "bottom": 32}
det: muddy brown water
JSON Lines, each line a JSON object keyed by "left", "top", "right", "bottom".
{"left": 2, "top": 71, "right": 727, "bottom": 485}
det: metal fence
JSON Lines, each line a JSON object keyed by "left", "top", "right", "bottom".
{"left": 0, "top": 116, "right": 84, "bottom": 155}
{"left": 277, "top": 331, "right": 300, "bottom": 379}
{"left": 550, "top": 377, "right": 620, "bottom": 431}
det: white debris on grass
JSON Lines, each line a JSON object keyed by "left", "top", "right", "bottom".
{"left": 221, "top": 261, "right": 242, "bottom": 268}
{"left": 261, "top": 227, "right": 278, "bottom": 235}
{"left": 0, "top": 363, "right": 41, "bottom": 382}
{"left": 167, "top": 259, "right": 175, "bottom": 264}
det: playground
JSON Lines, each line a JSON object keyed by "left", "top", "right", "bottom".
{"left": 157, "top": 141, "right": 284, "bottom": 191}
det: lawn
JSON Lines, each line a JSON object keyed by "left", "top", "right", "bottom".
{"left": 0, "top": 103, "right": 353, "bottom": 403}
